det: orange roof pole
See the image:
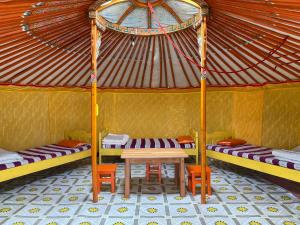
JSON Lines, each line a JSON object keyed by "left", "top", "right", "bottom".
{"left": 198, "top": 15, "right": 208, "bottom": 204}
{"left": 91, "top": 18, "right": 99, "bottom": 203}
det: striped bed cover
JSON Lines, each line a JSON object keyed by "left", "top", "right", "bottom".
{"left": 0, "top": 144, "right": 91, "bottom": 171}
{"left": 103, "top": 138, "right": 195, "bottom": 149}
{"left": 207, "top": 144, "right": 300, "bottom": 171}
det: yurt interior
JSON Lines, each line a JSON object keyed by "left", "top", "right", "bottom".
{"left": 1, "top": 0, "right": 300, "bottom": 224}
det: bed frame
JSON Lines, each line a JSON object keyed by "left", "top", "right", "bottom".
{"left": 98, "top": 129, "right": 199, "bottom": 164}
{"left": 206, "top": 131, "right": 300, "bottom": 183}
{"left": 0, "top": 130, "right": 91, "bottom": 183}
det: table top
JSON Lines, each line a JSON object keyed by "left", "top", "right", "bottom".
{"left": 121, "top": 148, "right": 189, "bottom": 159}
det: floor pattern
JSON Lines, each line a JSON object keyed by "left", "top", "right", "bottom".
{"left": 0, "top": 159, "right": 299, "bottom": 225}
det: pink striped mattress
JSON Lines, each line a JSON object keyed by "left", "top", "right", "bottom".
{"left": 0, "top": 144, "right": 91, "bottom": 171}
{"left": 207, "top": 144, "right": 300, "bottom": 171}
{"left": 103, "top": 138, "right": 195, "bottom": 149}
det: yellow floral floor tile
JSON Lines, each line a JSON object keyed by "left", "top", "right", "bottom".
{"left": 0, "top": 159, "right": 299, "bottom": 225}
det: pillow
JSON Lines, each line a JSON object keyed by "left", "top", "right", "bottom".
{"left": 176, "top": 136, "right": 194, "bottom": 144}
{"left": 217, "top": 138, "right": 246, "bottom": 146}
{"left": 0, "top": 148, "right": 23, "bottom": 163}
{"left": 292, "top": 145, "right": 300, "bottom": 152}
{"left": 57, "top": 140, "right": 85, "bottom": 148}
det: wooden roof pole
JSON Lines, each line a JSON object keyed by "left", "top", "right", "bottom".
{"left": 197, "top": 14, "right": 208, "bottom": 204}
{"left": 91, "top": 18, "right": 99, "bottom": 203}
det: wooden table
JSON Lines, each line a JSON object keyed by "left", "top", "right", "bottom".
{"left": 121, "top": 148, "right": 188, "bottom": 198}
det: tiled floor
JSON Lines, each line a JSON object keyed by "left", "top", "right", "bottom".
{"left": 0, "top": 159, "right": 299, "bottom": 225}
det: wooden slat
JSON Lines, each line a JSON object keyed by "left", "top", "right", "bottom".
{"left": 117, "top": 36, "right": 142, "bottom": 87}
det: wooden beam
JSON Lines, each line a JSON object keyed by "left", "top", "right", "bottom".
{"left": 168, "top": 33, "right": 193, "bottom": 87}
{"left": 174, "top": 31, "right": 200, "bottom": 86}
{"left": 125, "top": 36, "right": 146, "bottom": 87}
{"left": 133, "top": 35, "right": 149, "bottom": 87}
{"left": 99, "top": 34, "right": 130, "bottom": 86}
{"left": 117, "top": 5, "right": 136, "bottom": 24}
{"left": 147, "top": 4, "right": 152, "bottom": 28}
{"left": 161, "top": 2, "right": 183, "bottom": 24}
{"left": 117, "top": 36, "right": 141, "bottom": 87}
{"left": 141, "top": 36, "right": 152, "bottom": 87}
{"left": 85, "top": 32, "right": 124, "bottom": 86}
{"left": 161, "top": 35, "right": 168, "bottom": 88}
{"left": 102, "top": 35, "right": 131, "bottom": 86}
{"left": 158, "top": 35, "right": 163, "bottom": 87}
{"left": 109, "top": 37, "right": 136, "bottom": 87}
{"left": 165, "top": 34, "right": 176, "bottom": 87}
{"left": 183, "top": 29, "right": 217, "bottom": 85}
{"left": 149, "top": 35, "right": 156, "bottom": 88}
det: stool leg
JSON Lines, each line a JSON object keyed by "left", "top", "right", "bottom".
{"left": 191, "top": 173, "right": 196, "bottom": 196}
{"left": 207, "top": 172, "right": 212, "bottom": 195}
{"left": 111, "top": 173, "right": 116, "bottom": 193}
{"left": 98, "top": 180, "right": 101, "bottom": 194}
{"left": 188, "top": 176, "right": 191, "bottom": 192}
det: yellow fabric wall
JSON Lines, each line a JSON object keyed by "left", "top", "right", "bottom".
{"left": 101, "top": 92, "right": 233, "bottom": 138}
{"left": 0, "top": 91, "right": 50, "bottom": 151}
{"left": 261, "top": 87, "right": 300, "bottom": 149}
{"left": 0, "top": 87, "right": 91, "bottom": 151}
{"left": 230, "top": 85, "right": 300, "bottom": 149}
{"left": 0, "top": 84, "right": 299, "bottom": 150}
{"left": 232, "top": 90, "right": 264, "bottom": 145}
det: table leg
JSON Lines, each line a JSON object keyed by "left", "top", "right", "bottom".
{"left": 179, "top": 158, "right": 186, "bottom": 197}
{"left": 125, "top": 159, "right": 131, "bottom": 198}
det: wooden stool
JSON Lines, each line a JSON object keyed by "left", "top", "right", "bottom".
{"left": 97, "top": 164, "right": 117, "bottom": 193}
{"left": 146, "top": 163, "right": 162, "bottom": 183}
{"left": 187, "top": 165, "right": 212, "bottom": 196}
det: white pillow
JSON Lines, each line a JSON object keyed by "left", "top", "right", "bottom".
{"left": 0, "top": 148, "right": 23, "bottom": 163}
{"left": 292, "top": 145, "right": 300, "bottom": 152}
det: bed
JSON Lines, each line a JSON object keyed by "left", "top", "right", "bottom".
{"left": 98, "top": 129, "right": 199, "bottom": 164}
{"left": 206, "top": 131, "right": 300, "bottom": 183}
{"left": 0, "top": 130, "right": 91, "bottom": 183}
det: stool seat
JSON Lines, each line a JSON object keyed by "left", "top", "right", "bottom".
{"left": 97, "top": 164, "right": 117, "bottom": 172}
{"left": 187, "top": 165, "right": 211, "bottom": 174}
{"left": 97, "top": 164, "right": 117, "bottom": 194}
{"left": 187, "top": 165, "right": 212, "bottom": 196}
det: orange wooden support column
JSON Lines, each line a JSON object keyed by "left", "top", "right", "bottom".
{"left": 197, "top": 10, "right": 208, "bottom": 204}
{"left": 200, "top": 76, "right": 207, "bottom": 204}
{"left": 91, "top": 18, "right": 98, "bottom": 203}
